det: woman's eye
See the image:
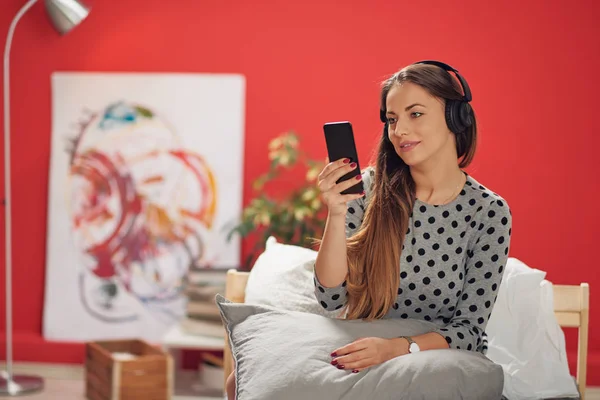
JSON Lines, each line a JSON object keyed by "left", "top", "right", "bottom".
{"left": 411, "top": 112, "right": 423, "bottom": 118}
{"left": 387, "top": 117, "right": 397, "bottom": 124}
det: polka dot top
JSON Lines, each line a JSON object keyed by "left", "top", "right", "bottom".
{"left": 314, "top": 167, "right": 513, "bottom": 354}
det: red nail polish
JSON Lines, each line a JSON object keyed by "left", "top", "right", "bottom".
{"left": 350, "top": 162, "right": 357, "bottom": 168}
{"left": 337, "top": 365, "right": 345, "bottom": 369}
{"left": 352, "top": 369, "right": 359, "bottom": 373}
{"left": 331, "top": 360, "right": 338, "bottom": 365}
{"left": 331, "top": 352, "right": 337, "bottom": 357}
{"left": 355, "top": 175, "right": 361, "bottom": 180}
{"left": 343, "top": 159, "right": 350, "bottom": 164}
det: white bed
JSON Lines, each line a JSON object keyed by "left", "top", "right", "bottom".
{"left": 221, "top": 269, "right": 589, "bottom": 399}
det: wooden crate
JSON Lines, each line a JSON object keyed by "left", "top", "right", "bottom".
{"left": 85, "top": 339, "right": 174, "bottom": 400}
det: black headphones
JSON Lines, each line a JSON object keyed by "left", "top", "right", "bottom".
{"left": 380, "top": 60, "right": 474, "bottom": 135}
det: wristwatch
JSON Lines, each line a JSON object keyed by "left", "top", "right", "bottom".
{"left": 400, "top": 336, "right": 421, "bottom": 353}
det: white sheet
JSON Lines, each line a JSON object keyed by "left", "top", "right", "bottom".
{"left": 485, "top": 258, "right": 579, "bottom": 399}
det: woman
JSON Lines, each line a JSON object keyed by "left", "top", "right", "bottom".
{"left": 313, "top": 60, "right": 512, "bottom": 374}
{"left": 225, "top": 60, "right": 512, "bottom": 398}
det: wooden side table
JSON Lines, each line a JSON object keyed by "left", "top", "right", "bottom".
{"left": 161, "top": 324, "right": 225, "bottom": 399}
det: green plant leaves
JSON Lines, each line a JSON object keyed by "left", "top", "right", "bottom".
{"left": 227, "top": 131, "right": 326, "bottom": 269}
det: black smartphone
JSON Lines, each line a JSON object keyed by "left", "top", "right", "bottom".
{"left": 323, "top": 121, "right": 364, "bottom": 195}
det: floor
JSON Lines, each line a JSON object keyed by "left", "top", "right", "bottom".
{"left": 0, "top": 362, "right": 223, "bottom": 400}
{"left": 2, "top": 362, "right": 600, "bottom": 399}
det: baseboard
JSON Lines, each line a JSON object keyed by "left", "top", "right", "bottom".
{"left": 0, "top": 332, "right": 85, "bottom": 364}
{"left": 0, "top": 332, "right": 208, "bottom": 371}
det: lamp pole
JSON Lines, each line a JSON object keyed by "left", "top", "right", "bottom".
{"left": 2, "top": 1, "right": 46, "bottom": 394}
{"left": 1, "top": 0, "right": 90, "bottom": 395}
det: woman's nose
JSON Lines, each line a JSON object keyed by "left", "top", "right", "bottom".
{"left": 390, "top": 123, "right": 408, "bottom": 137}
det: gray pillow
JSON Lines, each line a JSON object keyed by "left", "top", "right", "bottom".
{"left": 216, "top": 294, "right": 504, "bottom": 400}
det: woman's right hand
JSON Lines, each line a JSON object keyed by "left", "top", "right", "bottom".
{"left": 318, "top": 157, "right": 365, "bottom": 217}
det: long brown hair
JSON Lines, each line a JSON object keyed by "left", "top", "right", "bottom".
{"left": 344, "top": 63, "right": 478, "bottom": 320}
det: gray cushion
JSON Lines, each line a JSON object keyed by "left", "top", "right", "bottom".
{"left": 216, "top": 294, "right": 504, "bottom": 400}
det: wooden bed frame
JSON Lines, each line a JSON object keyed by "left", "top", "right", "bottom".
{"left": 222, "top": 269, "right": 590, "bottom": 399}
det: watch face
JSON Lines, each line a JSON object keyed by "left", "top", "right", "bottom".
{"left": 409, "top": 342, "right": 421, "bottom": 353}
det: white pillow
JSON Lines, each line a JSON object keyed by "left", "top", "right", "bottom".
{"left": 244, "top": 237, "right": 339, "bottom": 318}
{"left": 486, "top": 258, "right": 579, "bottom": 399}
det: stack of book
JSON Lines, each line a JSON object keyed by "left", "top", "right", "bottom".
{"left": 180, "top": 268, "right": 227, "bottom": 338}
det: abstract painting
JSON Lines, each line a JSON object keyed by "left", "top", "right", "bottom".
{"left": 43, "top": 73, "right": 245, "bottom": 342}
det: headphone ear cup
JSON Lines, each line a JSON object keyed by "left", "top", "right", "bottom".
{"left": 459, "top": 102, "right": 474, "bottom": 129}
{"left": 445, "top": 100, "right": 461, "bottom": 134}
{"left": 446, "top": 100, "right": 473, "bottom": 134}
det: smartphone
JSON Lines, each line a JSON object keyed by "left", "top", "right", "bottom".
{"left": 323, "top": 121, "right": 364, "bottom": 195}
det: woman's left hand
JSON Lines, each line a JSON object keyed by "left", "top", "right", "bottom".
{"left": 330, "top": 337, "right": 403, "bottom": 373}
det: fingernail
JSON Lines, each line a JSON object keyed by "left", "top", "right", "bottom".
{"left": 331, "top": 352, "right": 337, "bottom": 357}
{"left": 352, "top": 369, "right": 359, "bottom": 373}
{"left": 337, "top": 365, "right": 345, "bottom": 369}
{"left": 331, "top": 360, "right": 338, "bottom": 365}
{"left": 355, "top": 175, "right": 361, "bottom": 180}
{"left": 350, "top": 162, "right": 357, "bottom": 168}
{"left": 343, "top": 159, "right": 350, "bottom": 164}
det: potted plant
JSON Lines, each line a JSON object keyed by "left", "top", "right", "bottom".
{"left": 226, "top": 131, "right": 326, "bottom": 270}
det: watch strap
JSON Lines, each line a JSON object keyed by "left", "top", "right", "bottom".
{"left": 400, "top": 335, "right": 415, "bottom": 345}
{"left": 399, "top": 336, "right": 417, "bottom": 353}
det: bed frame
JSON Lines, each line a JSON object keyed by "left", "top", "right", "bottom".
{"left": 222, "top": 269, "right": 590, "bottom": 400}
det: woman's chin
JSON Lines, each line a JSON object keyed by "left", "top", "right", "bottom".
{"left": 395, "top": 151, "right": 421, "bottom": 167}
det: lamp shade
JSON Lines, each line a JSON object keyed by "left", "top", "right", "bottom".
{"left": 45, "top": 0, "right": 91, "bottom": 35}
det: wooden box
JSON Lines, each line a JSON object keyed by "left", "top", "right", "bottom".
{"left": 85, "top": 339, "right": 174, "bottom": 400}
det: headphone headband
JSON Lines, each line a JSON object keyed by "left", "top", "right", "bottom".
{"left": 413, "top": 60, "right": 472, "bottom": 102}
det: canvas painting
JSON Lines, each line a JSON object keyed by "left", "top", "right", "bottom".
{"left": 43, "top": 72, "right": 245, "bottom": 342}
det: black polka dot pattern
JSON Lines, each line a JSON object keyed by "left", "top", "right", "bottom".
{"left": 313, "top": 167, "right": 512, "bottom": 355}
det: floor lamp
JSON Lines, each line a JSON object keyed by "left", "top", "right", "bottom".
{"left": 1, "top": 0, "right": 90, "bottom": 396}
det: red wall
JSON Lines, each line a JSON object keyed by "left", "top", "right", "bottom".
{"left": 1, "top": 0, "right": 599, "bottom": 384}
